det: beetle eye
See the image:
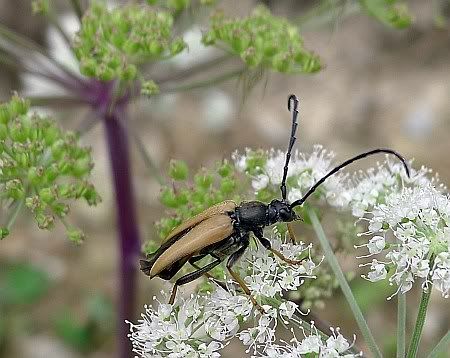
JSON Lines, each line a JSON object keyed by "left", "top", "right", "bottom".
{"left": 279, "top": 208, "right": 290, "bottom": 221}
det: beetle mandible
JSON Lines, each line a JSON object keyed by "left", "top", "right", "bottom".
{"left": 140, "top": 94, "right": 410, "bottom": 311}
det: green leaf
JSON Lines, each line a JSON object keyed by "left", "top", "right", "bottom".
{"left": 54, "top": 310, "right": 92, "bottom": 353}
{"left": 87, "top": 295, "right": 114, "bottom": 327}
{"left": 0, "top": 263, "right": 50, "bottom": 305}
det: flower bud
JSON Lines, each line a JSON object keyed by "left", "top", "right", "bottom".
{"left": 67, "top": 226, "right": 85, "bottom": 244}
{"left": 160, "top": 187, "right": 179, "bottom": 208}
{"left": 0, "top": 228, "right": 9, "bottom": 239}
{"left": 195, "top": 172, "right": 213, "bottom": 190}
{"left": 141, "top": 80, "right": 160, "bottom": 96}
{"left": 170, "top": 38, "right": 187, "bottom": 56}
{"left": 169, "top": 160, "right": 189, "bottom": 181}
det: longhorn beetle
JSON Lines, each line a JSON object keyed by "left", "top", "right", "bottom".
{"left": 140, "top": 94, "right": 410, "bottom": 311}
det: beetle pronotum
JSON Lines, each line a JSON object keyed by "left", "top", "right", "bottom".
{"left": 140, "top": 94, "right": 410, "bottom": 311}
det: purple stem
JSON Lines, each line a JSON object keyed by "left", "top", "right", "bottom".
{"left": 103, "top": 106, "right": 141, "bottom": 358}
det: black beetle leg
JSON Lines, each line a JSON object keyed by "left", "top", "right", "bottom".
{"left": 168, "top": 258, "right": 222, "bottom": 305}
{"left": 188, "top": 257, "right": 229, "bottom": 292}
{"left": 226, "top": 243, "right": 265, "bottom": 314}
{"left": 254, "top": 228, "right": 304, "bottom": 265}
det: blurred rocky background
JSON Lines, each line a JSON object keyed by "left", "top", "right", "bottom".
{"left": 0, "top": 0, "right": 449, "bottom": 357}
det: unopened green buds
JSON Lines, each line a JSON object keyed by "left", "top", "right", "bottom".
{"left": 359, "top": 0, "right": 412, "bottom": 29}
{"left": 74, "top": 3, "right": 186, "bottom": 83}
{"left": 169, "top": 160, "right": 189, "bottom": 181}
{"left": 202, "top": 5, "right": 322, "bottom": 73}
{"left": 0, "top": 96, "right": 100, "bottom": 241}
{"left": 141, "top": 80, "right": 160, "bottom": 96}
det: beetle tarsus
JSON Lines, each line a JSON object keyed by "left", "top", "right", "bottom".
{"left": 271, "top": 247, "right": 305, "bottom": 265}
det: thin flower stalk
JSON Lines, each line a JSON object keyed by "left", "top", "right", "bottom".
{"left": 397, "top": 293, "right": 406, "bottom": 358}
{"left": 308, "top": 208, "right": 382, "bottom": 358}
{"left": 407, "top": 283, "right": 433, "bottom": 358}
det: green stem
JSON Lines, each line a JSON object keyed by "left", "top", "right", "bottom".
{"left": 159, "top": 68, "right": 245, "bottom": 93}
{"left": 28, "top": 95, "right": 87, "bottom": 107}
{"left": 407, "top": 286, "right": 432, "bottom": 358}
{"left": 6, "top": 198, "right": 25, "bottom": 231}
{"left": 308, "top": 208, "right": 382, "bottom": 358}
{"left": 397, "top": 293, "right": 407, "bottom": 358}
{"left": 427, "top": 331, "right": 450, "bottom": 358}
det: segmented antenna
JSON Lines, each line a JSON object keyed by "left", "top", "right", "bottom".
{"left": 290, "top": 148, "right": 410, "bottom": 209}
{"left": 281, "top": 94, "right": 300, "bottom": 200}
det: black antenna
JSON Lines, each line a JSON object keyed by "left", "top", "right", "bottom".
{"left": 281, "top": 94, "right": 300, "bottom": 200}
{"left": 290, "top": 148, "right": 410, "bottom": 209}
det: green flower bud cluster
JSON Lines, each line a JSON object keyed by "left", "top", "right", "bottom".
{"left": 0, "top": 95, "right": 100, "bottom": 242}
{"left": 202, "top": 6, "right": 321, "bottom": 73}
{"left": 359, "top": 0, "right": 412, "bottom": 29}
{"left": 141, "top": 80, "right": 160, "bottom": 96}
{"left": 73, "top": 2, "right": 186, "bottom": 82}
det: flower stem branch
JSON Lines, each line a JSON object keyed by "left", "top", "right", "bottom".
{"left": 47, "top": 11, "right": 73, "bottom": 47}
{"left": 0, "top": 23, "right": 80, "bottom": 82}
{"left": 159, "top": 68, "right": 245, "bottom": 93}
{"left": 397, "top": 293, "right": 407, "bottom": 358}
{"left": 70, "top": 0, "right": 83, "bottom": 21}
{"left": 308, "top": 208, "right": 382, "bottom": 358}
{"left": 427, "top": 330, "right": 450, "bottom": 358}
{"left": 153, "top": 54, "right": 233, "bottom": 84}
{"left": 129, "top": 126, "right": 164, "bottom": 184}
{"left": 407, "top": 285, "right": 432, "bottom": 358}
{"left": 5, "top": 197, "right": 25, "bottom": 231}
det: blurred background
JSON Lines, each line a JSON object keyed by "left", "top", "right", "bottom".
{"left": 0, "top": 0, "right": 449, "bottom": 357}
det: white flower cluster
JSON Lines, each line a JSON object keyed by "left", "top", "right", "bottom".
{"left": 356, "top": 185, "right": 450, "bottom": 298}
{"left": 232, "top": 145, "right": 350, "bottom": 208}
{"left": 234, "top": 145, "right": 449, "bottom": 297}
{"left": 348, "top": 160, "right": 444, "bottom": 218}
{"left": 242, "top": 320, "right": 362, "bottom": 358}
{"left": 239, "top": 233, "right": 319, "bottom": 299}
{"left": 127, "top": 295, "right": 224, "bottom": 358}
{"left": 128, "top": 233, "right": 323, "bottom": 357}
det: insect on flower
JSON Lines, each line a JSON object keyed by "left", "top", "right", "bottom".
{"left": 140, "top": 94, "right": 411, "bottom": 312}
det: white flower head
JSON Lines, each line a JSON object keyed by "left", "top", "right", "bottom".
{"left": 356, "top": 185, "right": 450, "bottom": 298}
{"left": 249, "top": 323, "right": 362, "bottom": 357}
{"left": 232, "top": 146, "right": 349, "bottom": 208}
{"left": 348, "top": 159, "right": 444, "bottom": 218}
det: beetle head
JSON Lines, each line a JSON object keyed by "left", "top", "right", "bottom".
{"left": 267, "top": 199, "right": 298, "bottom": 224}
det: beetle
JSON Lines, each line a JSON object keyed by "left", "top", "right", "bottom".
{"left": 140, "top": 94, "right": 410, "bottom": 311}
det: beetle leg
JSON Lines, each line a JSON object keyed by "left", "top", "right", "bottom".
{"left": 254, "top": 228, "right": 304, "bottom": 265}
{"left": 189, "top": 258, "right": 229, "bottom": 292}
{"left": 226, "top": 244, "right": 265, "bottom": 314}
{"left": 287, "top": 223, "right": 297, "bottom": 243}
{"left": 168, "top": 258, "right": 222, "bottom": 305}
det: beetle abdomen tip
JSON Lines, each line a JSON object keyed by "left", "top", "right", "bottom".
{"left": 139, "top": 259, "right": 153, "bottom": 277}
